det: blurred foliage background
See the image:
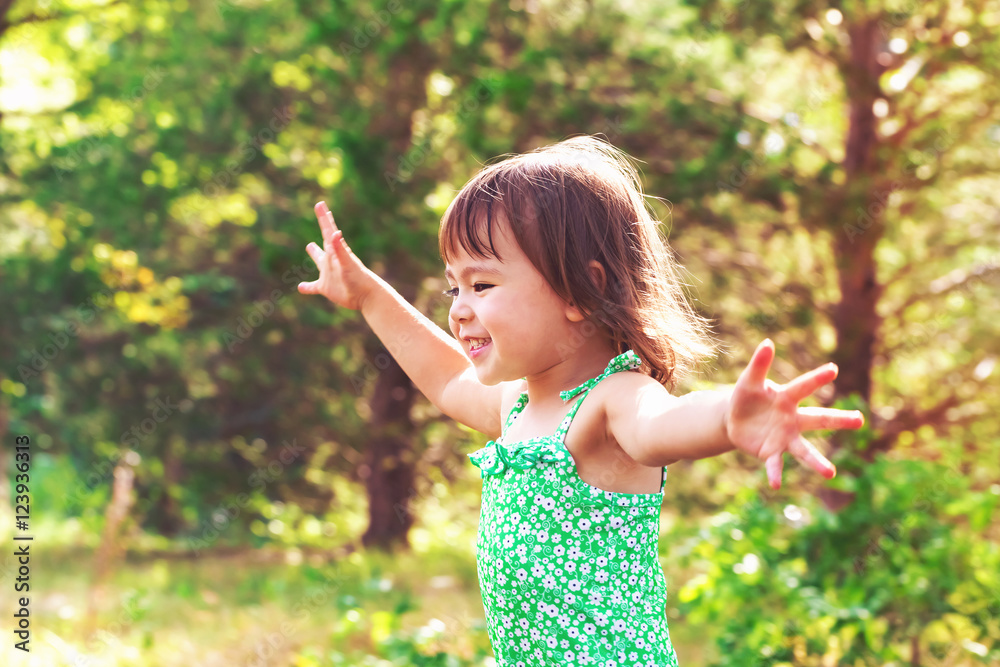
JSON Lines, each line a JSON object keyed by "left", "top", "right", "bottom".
{"left": 1, "top": 0, "right": 999, "bottom": 665}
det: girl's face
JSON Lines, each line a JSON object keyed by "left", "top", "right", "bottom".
{"left": 444, "top": 220, "right": 580, "bottom": 385}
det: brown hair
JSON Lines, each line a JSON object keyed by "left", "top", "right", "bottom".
{"left": 438, "top": 135, "right": 719, "bottom": 391}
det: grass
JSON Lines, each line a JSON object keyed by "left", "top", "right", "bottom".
{"left": 5, "top": 534, "right": 712, "bottom": 667}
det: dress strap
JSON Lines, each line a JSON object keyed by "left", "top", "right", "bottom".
{"left": 498, "top": 392, "right": 529, "bottom": 444}
{"left": 554, "top": 350, "right": 644, "bottom": 443}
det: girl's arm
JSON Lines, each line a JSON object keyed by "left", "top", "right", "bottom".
{"left": 605, "top": 339, "right": 865, "bottom": 489}
{"left": 298, "top": 202, "right": 508, "bottom": 439}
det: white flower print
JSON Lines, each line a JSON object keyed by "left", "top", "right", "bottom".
{"left": 470, "top": 351, "right": 679, "bottom": 666}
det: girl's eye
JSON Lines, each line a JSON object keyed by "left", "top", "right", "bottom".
{"left": 443, "top": 284, "right": 493, "bottom": 298}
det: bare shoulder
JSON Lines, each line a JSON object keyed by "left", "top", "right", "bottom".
{"left": 595, "top": 369, "right": 675, "bottom": 417}
{"left": 591, "top": 369, "right": 679, "bottom": 465}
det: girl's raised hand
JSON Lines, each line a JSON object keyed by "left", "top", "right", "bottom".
{"left": 297, "top": 201, "right": 376, "bottom": 310}
{"left": 724, "top": 339, "right": 866, "bottom": 490}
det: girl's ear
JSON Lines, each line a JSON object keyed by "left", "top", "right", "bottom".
{"left": 565, "top": 260, "right": 607, "bottom": 323}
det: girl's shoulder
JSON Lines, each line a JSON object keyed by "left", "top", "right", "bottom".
{"left": 589, "top": 368, "right": 677, "bottom": 449}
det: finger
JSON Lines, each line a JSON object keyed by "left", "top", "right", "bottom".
{"left": 783, "top": 363, "right": 838, "bottom": 403}
{"left": 738, "top": 339, "right": 776, "bottom": 389}
{"left": 314, "top": 201, "right": 339, "bottom": 247}
{"left": 765, "top": 453, "right": 783, "bottom": 490}
{"left": 789, "top": 436, "right": 836, "bottom": 479}
{"left": 298, "top": 280, "right": 320, "bottom": 294}
{"left": 304, "top": 241, "right": 325, "bottom": 265}
{"left": 796, "top": 407, "right": 865, "bottom": 431}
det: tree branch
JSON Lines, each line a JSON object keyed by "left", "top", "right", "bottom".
{"left": 0, "top": 0, "right": 128, "bottom": 36}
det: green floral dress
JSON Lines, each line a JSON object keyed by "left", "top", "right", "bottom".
{"left": 468, "top": 350, "right": 680, "bottom": 667}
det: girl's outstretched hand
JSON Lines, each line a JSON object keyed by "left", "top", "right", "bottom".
{"left": 297, "top": 201, "right": 376, "bottom": 310}
{"left": 724, "top": 339, "right": 865, "bottom": 490}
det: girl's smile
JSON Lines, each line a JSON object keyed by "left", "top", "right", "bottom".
{"left": 443, "top": 216, "right": 620, "bottom": 402}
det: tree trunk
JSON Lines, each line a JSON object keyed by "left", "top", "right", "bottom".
{"left": 822, "top": 19, "right": 887, "bottom": 510}
{"left": 356, "top": 24, "right": 436, "bottom": 551}
{"left": 361, "top": 346, "right": 417, "bottom": 552}
{"left": 831, "top": 18, "right": 885, "bottom": 410}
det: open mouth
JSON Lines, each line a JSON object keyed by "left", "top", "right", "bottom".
{"left": 468, "top": 338, "right": 492, "bottom": 358}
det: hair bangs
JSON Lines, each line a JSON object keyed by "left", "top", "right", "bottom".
{"left": 439, "top": 176, "right": 511, "bottom": 264}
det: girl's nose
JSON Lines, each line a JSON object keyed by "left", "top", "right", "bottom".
{"left": 449, "top": 294, "right": 473, "bottom": 324}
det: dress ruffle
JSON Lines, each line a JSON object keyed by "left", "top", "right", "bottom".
{"left": 469, "top": 350, "right": 645, "bottom": 479}
{"left": 468, "top": 438, "right": 564, "bottom": 478}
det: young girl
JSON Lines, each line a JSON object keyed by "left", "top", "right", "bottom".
{"left": 297, "top": 136, "right": 865, "bottom": 666}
